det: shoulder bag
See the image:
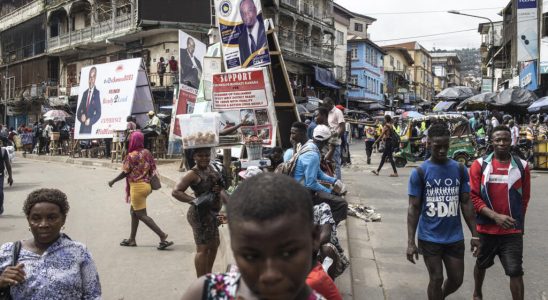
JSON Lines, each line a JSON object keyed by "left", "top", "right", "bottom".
{"left": 150, "top": 170, "right": 162, "bottom": 190}
{"left": 0, "top": 241, "right": 22, "bottom": 300}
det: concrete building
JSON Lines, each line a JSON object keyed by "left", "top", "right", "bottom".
{"left": 431, "top": 52, "right": 462, "bottom": 88}
{"left": 264, "top": 0, "right": 338, "bottom": 100}
{"left": 382, "top": 46, "right": 414, "bottom": 107}
{"left": 0, "top": 0, "right": 212, "bottom": 127}
{"left": 384, "top": 41, "right": 433, "bottom": 101}
{"left": 347, "top": 35, "right": 385, "bottom": 108}
{"left": 332, "top": 3, "right": 354, "bottom": 85}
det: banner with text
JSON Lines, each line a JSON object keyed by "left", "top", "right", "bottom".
{"left": 75, "top": 58, "right": 142, "bottom": 139}
{"left": 517, "top": 0, "right": 538, "bottom": 62}
{"left": 212, "top": 68, "right": 277, "bottom": 147}
{"left": 215, "top": 0, "right": 271, "bottom": 71}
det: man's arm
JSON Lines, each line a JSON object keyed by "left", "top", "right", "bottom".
{"left": 407, "top": 195, "right": 421, "bottom": 264}
{"left": 301, "top": 152, "right": 332, "bottom": 194}
{"left": 337, "top": 122, "right": 345, "bottom": 137}
{"left": 460, "top": 192, "right": 480, "bottom": 256}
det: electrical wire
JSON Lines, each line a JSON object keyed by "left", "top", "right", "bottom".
{"left": 365, "top": 7, "right": 504, "bottom": 15}
{"left": 374, "top": 28, "right": 477, "bottom": 43}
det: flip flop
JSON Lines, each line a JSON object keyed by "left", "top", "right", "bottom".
{"left": 120, "top": 239, "right": 137, "bottom": 247}
{"left": 157, "top": 240, "right": 174, "bottom": 250}
{"left": 371, "top": 170, "right": 379, "bottom": 176}
{"left": 389, "top": 174, "right": 399, "bottom": 177}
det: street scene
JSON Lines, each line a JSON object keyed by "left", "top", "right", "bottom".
{"left": 1, "top": 0, "right": 548, "bottom": 299}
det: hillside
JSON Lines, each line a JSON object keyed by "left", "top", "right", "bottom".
{"left": 431, "top": 48, "right": 481, "bottom": 78}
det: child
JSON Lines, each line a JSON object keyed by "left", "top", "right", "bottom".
{"left": 181, "top": 173, "right": 327, "bottom": 300}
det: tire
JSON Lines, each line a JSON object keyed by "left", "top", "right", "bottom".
{"left": 395, "top": 157, "right": 407, "bottom": 168}
{"left": 454, "top": 153, "right": 469, "bottom": 166}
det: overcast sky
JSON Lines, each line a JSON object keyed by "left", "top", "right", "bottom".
{"left": 334, "top": 0, "right": 510, "bottom": 50}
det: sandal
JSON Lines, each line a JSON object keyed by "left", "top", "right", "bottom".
{"left": 371, "top": 170, "right": 379, "bottom": 176}
{"left": 389, "top": 174, "right": 399, "bottom": 177}
{"left": 120, "top": 239, "right": 137, "bottom": 247}
{"left": 157, "top": 240, "right": 174, "bottom": 250}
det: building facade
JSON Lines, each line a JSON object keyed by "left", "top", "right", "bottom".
{"left": 382, "top": 46, "right": 414, "bottom": 107}
{"left": 431, "top": 52, "right": 462, "bottom": 88}
{"left": 385, "top": 41, "right": 433, "bottom": 101}
{"left": 347, "top": 36, "right": 385, "bottom": 107}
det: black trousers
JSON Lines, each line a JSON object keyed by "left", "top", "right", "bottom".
{"left": 365, "top": 140, "right": 374, "bottom": 160}
{"left": 310, "top": 190, "right": 348, "bottom": 223}
{"left": 377, "top": 141, "right": 397, "bottom": 174}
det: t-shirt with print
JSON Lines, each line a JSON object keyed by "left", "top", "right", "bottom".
{"left": 408, "top": 159, "right": 470, "bottom": 244}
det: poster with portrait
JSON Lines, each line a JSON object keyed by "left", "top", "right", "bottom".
{"left": 178, "top": 30, "right": 207, "bottom": 89}
{"left": 212, "top": 68, "right": 277, "bottom": 147}
{"left": 171, "top": 85, "right": 198, "bottom": 139}
{"left": 74, "top": 58, "right": 153, "bottom": 139}
{"left": 215, "top": 0, "right": 271, "bottom": 71}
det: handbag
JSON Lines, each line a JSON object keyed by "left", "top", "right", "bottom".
{"left": 0, "top": 241, "right": 22, "bottom": 300}
{"left": 150, "top": 171, "right": 162, "bottom": 190}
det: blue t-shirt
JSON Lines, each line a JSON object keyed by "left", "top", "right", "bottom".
{"left": 408, "top": 159, "right": 470, "bottom": 244}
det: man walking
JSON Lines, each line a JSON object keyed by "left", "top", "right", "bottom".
{"left": 407, "top": 123, "right": 479, "bottom": 300}
{"left": 0, "top": 145, "right": 13, "bottom": 215}
{"left": 470, "top": 125, "right": 530, "bottom": 300}
{"left": 363, "top": 118, "right": 376, "bottom": 165}
{"left": 323, "top": 97, "right": 345, "bottom": 180}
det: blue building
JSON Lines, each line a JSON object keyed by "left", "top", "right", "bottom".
{"left": 347, "top": 36, "right": 386, "bottom": 109}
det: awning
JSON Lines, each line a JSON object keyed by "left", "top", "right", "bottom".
{"left": 433, "top": 101, "right": 458, "bottom": 112}
{"left": 314, "top": 66, "right": 341, "bottom": 89}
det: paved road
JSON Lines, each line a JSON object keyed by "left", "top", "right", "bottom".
{"left": 343, "top": 142, "right": 548, "bottom": 300}
{"left": 0, "top": 159, "right": 225, "bottom": 300}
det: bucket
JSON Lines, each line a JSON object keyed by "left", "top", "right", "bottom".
{"left": 246, "top": 144, "right": 263, "bottom": 160}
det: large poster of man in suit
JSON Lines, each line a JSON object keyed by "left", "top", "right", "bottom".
{"left": 178, "top": 31, "right": 206, "bottom": 89}
{"left": 77, "top": 67, "right": 102, "bottom": 134}
{"left": 215, "top": 0, "right": 270, "bottom": 71}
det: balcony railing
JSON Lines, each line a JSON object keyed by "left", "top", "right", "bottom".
{"left": 0, "top": 0, "right": 44, "bottom": 32}
{"left": 280, "top": 0, "right": 299, "bottom": 9}
{"left": 47, "top": 14, "right": 133, "bottom": 51}
{"left": 279, "top": 36, "right": 334, "bottom": 65}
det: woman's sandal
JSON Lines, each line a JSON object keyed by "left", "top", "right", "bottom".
{"left": 120, "top": 239, "right": 137, "bottom": 247}
{"left": 371, "top": 170, "right": 379, "bottom": 176}
{"left": 157, "top": 240, "right": 174, "bottom": 250}
{"left": 389, "top": 174, "right": 399, "bottom": 177}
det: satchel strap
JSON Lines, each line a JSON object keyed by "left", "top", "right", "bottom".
{"left": 11, "top": 241, "right": 22, "bottom": 266}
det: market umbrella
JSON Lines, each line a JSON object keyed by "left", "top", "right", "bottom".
{"left": 493, "top": 87, "right": 537, "bottom": 107}
{"left": 433, "top": 101, "right": 458, "bottom": 112}
{"left": 457, "top": 92, "right": 497, "bottom": 111}
{"left": 402, "top": 111, "right": 425, "bottom": 119}
{"left": 43, "top": 110, "right": 70, "bottom": 121}
{"left": 435, "top": 86, "right": 478, "bottom": 100}
{"left": 528, "top": 96, "right": 548, "bottom": 113}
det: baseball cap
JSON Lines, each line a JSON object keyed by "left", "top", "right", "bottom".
{"left": 238, "top": 166, "right": 263, "bottom": 179}
{"left": 148, "top": 111, "right": 155, "bottom": 116}
{"left": 313, "top": 125, "right": 331, "bottom": 141}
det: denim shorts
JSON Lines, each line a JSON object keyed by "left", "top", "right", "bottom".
{"left": 476, "top": 233, "right": 523, "bottom": 277}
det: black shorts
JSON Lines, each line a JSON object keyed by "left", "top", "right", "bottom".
{"left": 476, "top": 233, "right": 523, "bottom": 277}
{"left": 418, "top": 239, "right": 465, "bottom": 259}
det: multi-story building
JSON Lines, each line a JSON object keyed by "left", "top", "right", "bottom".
{"left": 431, "top": 52, "right": 462, "bottom": 88}
{"left": 432, "top": 65, "right": 447, "bottom": 96}
{"left": 332, "top": 3, "right": 354, "bottom": 85}
{"left": 382, "top": 46, "right": 414, "bottom": 107}
{"left": 0, "top": 0, "right": 212, "bottom": 127}
{"left": 347, "top": 35, "right": 385, "bottom": 108}
{"left": 0, "top": 0, "right": 51, "bottom": 126}
{"left": 384, "top": 41, "right": 433, "bottom": 101}
{"left": 264, "top": 0, "right": 338, "bottom": 100}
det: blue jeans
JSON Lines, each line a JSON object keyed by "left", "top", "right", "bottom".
{"left": 334, "top": 145, "right": 342, "bottom": 180}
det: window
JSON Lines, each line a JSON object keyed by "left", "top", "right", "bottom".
{"left": 350, "top": 75, "right": 359, "bottom": 88}
{"left": 354, "top": 22, "right": 364, "bottom": 32}
{"left": 351, "top": 48, "right": 358, "bottom": 60}
{"left": 336, "top": 31, "right": 344, "bottom": 45}
{"left": 390, "top": 55, "right": 394, "bottom": 67}
{"left": 365, "top": 47, "right": 370, "bottom": 64}
{"left": 397, "top": 60, "right": 401, "bottom": 70}
{"left": 336, "top": 66, "right": 343, "bottom": 80}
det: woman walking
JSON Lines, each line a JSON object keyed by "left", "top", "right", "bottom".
{"left": 108, "top": 131, "right": 173, "bottom": 250}
{"left": 172, "top": 147, "right": 228, "bottom": 277}
{"left": 372, "top": 115, "right": 398, "bottom": 177}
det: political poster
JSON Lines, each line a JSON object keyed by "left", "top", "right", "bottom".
{"left": 516, "top": 0, "right": 538, "bottom": 62}
{"left": 179, "top": 31, "right": 207, "bottom": 89}
{"left": 212, "top": 68, "right": 277, "bottom": 147}
{"left": 215, "top": 0, "right": 270, "bottom": 71}
{"left": 75, "top": 58, "right": 150, "bottom": 139}
{"left": 167, "top": 85, "right": 198, "bottom": 155}
{"left": 541, "top": 0, "right": 548, "bottom": 73}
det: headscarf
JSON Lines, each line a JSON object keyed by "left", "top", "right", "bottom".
{"left": 128, "top": 131, "right": 145, "bottom": 153}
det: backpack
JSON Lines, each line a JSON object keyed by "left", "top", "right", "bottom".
{"left": 415, "top": 162, "right": 466, "bottom": 203}
{"left": 389, "top": 125, "right": 400, "bottom": 147}
{"left": 275, "top": 143, "right": 314, "bottom": 176}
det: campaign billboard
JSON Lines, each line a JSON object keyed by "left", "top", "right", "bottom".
{"left": 517, "top": 0, "right": 539, "bottom": 62}
{"left": 520, "top": 61, "right": 538, "bottom": 91}
{"left": 179, "top": 31, "right": 207, "bottom": 89}
{"left": 75, "top": 58, "right": 145, "bottom": 139}
{"left": 540, "top": 0, "right": 548, "bottom": 73}
{"left": 215, "top": 0, "right": 271, "bottom": 71}
{"left": 212, "top": 68, "right": 277, "bottom": 147}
